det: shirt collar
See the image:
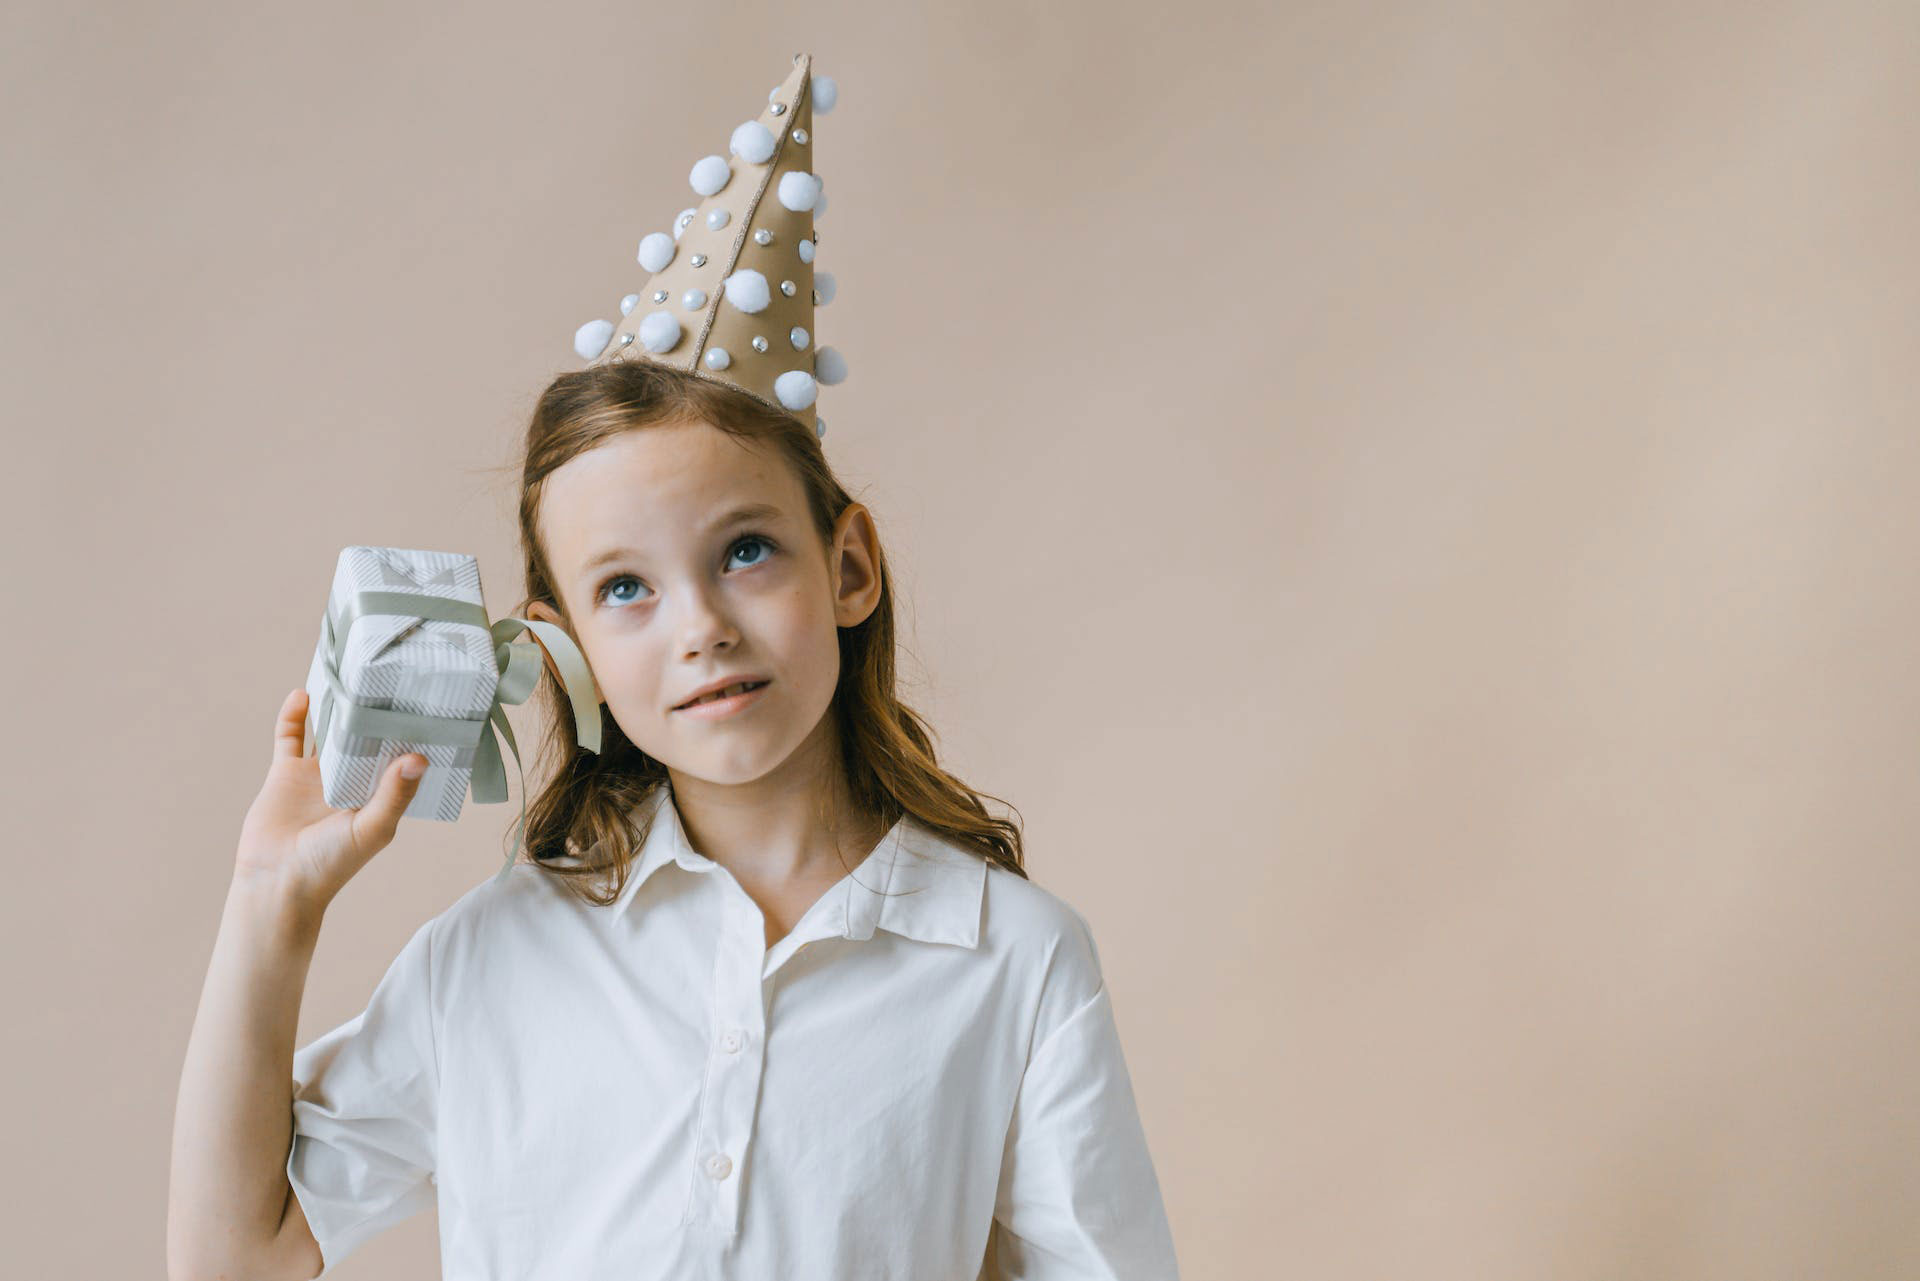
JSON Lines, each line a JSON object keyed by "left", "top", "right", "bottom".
{"left": 609, "top": 783, "right": 986, "bottom": 948}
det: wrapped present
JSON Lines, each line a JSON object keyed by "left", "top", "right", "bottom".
{"left": 303, "top": 545, "right": 601, "bottom": 883}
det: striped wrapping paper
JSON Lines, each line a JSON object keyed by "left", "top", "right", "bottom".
{"left": 303, "top": 546, "right": 503, "bottom": 821}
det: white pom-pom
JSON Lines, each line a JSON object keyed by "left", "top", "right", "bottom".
{"left": 722, "top": 268, "right": 771, "bottom": 314}
{"left": 814, "top": 346, "right": 848, "bottom": 385}
{"left": 730, "top": 120, "right": 776, "bottom": 164}
{"left": 814, "top": 189, "right": 828, "bottom": 220}
{"left": 638, "top": 310, "right": 681, "bottom": 354}
{"left": 690, "top": 155, "right": 731, "bottom": 196}
{"left": 774, "top": 369, "right": 818, "bottom": 410}
{"left": 619, "top": 293, "right": 640, "bottom": 317}
{"left": 797, "top": 237, "right": 816, "bottom": 265}
{"left": 637, "top": 232, "right": 676, "bottom": 273}
{"left": 813, "top": 271, "right": 837, "bottom": 305}
{"left": 672, "top": 207, "right": 698, "bottom": 241}
{"left": 812, "top": 76, "right": 838, "bottom": 113}
{"left": 777, "top": 170, "right": 822, "bottom": 212}
{"left": 573, "top": 319, "right": 614, "bottom": 360}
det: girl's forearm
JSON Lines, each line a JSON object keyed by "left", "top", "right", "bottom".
{"left": 167, "top": 872, "right": 324, "bottom": 1281}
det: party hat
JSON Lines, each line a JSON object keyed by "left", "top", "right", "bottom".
{"left": 572, "top": 51, "right": 847, "bottom": 439}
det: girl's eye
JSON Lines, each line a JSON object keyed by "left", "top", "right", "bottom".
{"left": 596, "top": 573, "right": 645, "bottom": 607}
{"left": 727, "top": 533, "right": 775, "bottom": 570}
{"left": 594, "top": 534, "right": 779, "bottom": 607}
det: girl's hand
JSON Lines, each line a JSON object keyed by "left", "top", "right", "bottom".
{"left": 234, "top": 687, "right": 427, "bottom": 914}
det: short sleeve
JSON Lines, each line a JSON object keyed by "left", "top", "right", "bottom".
{"left": 286, "top": 916, "right": 440, "bottom": 1276}
{"left": 988, "top": 927, "right": 1180, "bottom": 1278}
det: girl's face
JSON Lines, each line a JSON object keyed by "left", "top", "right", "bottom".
{"left": 526, "top": 419, "right": 881, "bottom": 789}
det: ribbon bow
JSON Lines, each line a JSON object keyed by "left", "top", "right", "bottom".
{"left": 308, "top": 588, "right": 602, "bottom": 884}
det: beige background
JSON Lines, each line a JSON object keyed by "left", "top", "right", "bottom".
{"left": 4, "top": 1, "right": 1916, "bottom": 1276}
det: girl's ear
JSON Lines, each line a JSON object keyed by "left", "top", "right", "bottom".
{"left": 828, "top": 502, "right": 884, "bottom": 628}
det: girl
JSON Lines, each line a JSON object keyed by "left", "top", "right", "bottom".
{"left": 170, "top": 54, "right": 1177, "bottom": 1281}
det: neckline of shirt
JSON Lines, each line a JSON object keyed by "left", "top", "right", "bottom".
{"left": 605, "top": 782, "right": 987, "bottom": 948}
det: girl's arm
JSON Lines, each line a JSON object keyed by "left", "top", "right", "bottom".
{"left": 987, "top": 906, "right": 1182, "bottom": 1279}
{"left": 167, "top": 874, "right": 328, "bottom": 1281}
{"left": 988, "top": 980, "right": 1181, "bottom": 1279}
{"left": 167, "top": 688, "right": 426, "bottom": 1281}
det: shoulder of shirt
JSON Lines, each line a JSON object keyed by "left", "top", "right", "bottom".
{"left": 979, "top": 858, "right": 1106, "bottom": 1029}
{"left": 423, "top": 854, "right": 600, "bottom": 946}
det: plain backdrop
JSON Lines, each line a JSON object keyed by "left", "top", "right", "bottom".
{"left": 5, "top": 1, "right": 1918, "bottom": 1277}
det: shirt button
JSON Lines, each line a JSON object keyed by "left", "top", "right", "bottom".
{"left": 704, "top": 1152, "right": 733, "bottom": 1180}
{"left": 721, "top": 1030, "right": 744, "bottom": 1053}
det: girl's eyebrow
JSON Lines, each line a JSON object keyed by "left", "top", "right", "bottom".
{"left": 576, "top": 501, "right": 786, "bottom": 578}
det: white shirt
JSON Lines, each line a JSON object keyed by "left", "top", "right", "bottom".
{"left": 287, "top": 782, "right": 1180, "bottom": 1279}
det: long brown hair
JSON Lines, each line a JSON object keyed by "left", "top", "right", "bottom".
{"left": 495, "top": 358, "right": 1026, "bottom": 905}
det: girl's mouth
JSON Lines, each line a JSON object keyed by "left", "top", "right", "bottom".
{"left": 675, "top": 680, "right": 771, "bottom": 717}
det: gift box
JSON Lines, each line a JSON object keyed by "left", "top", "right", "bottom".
{"left": 303, "top": 546, "right": 505, "bottom": 821}
{"left": 302, "top": 545, "right": 606, "bottom": 881}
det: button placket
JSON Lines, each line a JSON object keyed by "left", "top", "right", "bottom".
{"left": 762, "top": 880, "right": 854, "bottom": 981}
{"left": 686, "top": 882, "right": 768, "bottom": 1234}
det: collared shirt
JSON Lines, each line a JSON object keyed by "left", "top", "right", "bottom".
{"left": 287, "top": 782, "right": 1180, "bottom": 1279}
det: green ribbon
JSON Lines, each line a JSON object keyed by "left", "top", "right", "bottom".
{"left": 308, "top": 589, "right": 602, "bottom": 885}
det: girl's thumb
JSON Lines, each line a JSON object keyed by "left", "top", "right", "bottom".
{"left": 353, "top": 754, "right": 427, "bottom": 852}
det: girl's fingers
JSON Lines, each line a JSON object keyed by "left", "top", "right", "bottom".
{"left": 273, "top": 688, "right": 310, "bottom": 761}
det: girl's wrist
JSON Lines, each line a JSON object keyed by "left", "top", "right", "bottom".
{"left": 224, "top": 866, "right": 327, "bottom": 948}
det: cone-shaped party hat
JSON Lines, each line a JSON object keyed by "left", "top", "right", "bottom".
{"left": 572, "top": 52, "right": 847, "bottom": 440}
